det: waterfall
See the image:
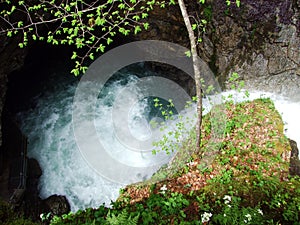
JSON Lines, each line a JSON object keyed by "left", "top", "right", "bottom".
{"left": 17, "top": 66, "right": 300, "bottom": 211}
{"left": 17, "top": 67, "right": 180, "bottom": 211}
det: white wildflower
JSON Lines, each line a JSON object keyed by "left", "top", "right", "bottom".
{"left": 257, "top": 209, "right": 263, "bottom": 215}
{"left": 187, "top": 161, "right": 196, "bottom": 166}
{"left": 40, "top": 212, "right": 51, "bottom": 221}
{"left": 245, "top": 213, "right": 252, "bottom": 222}
{"left": 223, "top": 195, "right": 232, "bottom": 204}
{"left": 160, "top": 184, "right": 168, "bottom": 194}
{"left": 201, "top": 212, "right": 213, "bottom": 223}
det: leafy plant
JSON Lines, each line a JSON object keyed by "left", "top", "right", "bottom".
{"left": 106, "top": 209, "right": 139, "bottom": 225}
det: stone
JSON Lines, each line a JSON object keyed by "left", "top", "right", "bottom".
{"left": 289, "top": 139, "right": 300, "bottom": 176}
{"left": 288, "top": 39, "right": 300, "bottom": 66}
{"left": 267, "top": 45, "right": 297, "bottom": 75}
{"left": 42, "top": 195, "right": 71, "bottom": 216}
{"left": 0, "top": 36, "right": 27, "bottom": 148}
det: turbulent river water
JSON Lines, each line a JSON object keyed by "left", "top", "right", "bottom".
{"left": 16, "top": 65, "right": 300, "bottom": 211}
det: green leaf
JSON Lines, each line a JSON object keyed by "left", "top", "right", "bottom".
{"left": 119, "top": 27, "right": 129, "bottom": 35}
{"left": 199, "top": 0, "right": 205, "bottom": 3}
{"left": 236, "top": 0, "right": 240, "bottom": 7}
{"left": 75, "top": 38, "right": 84, "bottom": 48}
{"left": 71, "top": 52, "right": 77, "bottom": 59}
{"left": 134, "top": 25, "right": 141, "bottom": 35}
{"left": 71, "top": 68, "right": 80, "bottom": 76}
{"left": 185, "top": 51, "right": 191, "bottom": 57}
{"left": 143, "top": 23, "right": 149, "bottom": 30}
{"left": 17, "top": 21, "right": 23, "bottom": 28}
{"left": 47, "top": 35, "right": 53, "bottom": 43}
{"left": 95, "top": 17, "right": 105, "bottom": 26}
{"left": 142, "top": 13, "right": 148, "bottom": 19}
{"left": 54, "top": 10, "right": 61, "bottom": 17}
{"left": 10, "top": 5, "right": 16, "bottom": 13}
{"left": 65, "top": 5, "right": 70, "bottom": 12}
{"left": 201, "top": 19, "right": 207, "bottom": 25}
{"left": 73, "top": 27, "right": 79, "bottom": 36}
{"left": 18, "top": 43, "right": 24, "bottom": 48}
{"left": 192, "top": 24, "right": 197, "bottom": 30}
{"left": 32, "top": 34, "right": 37, "bottom": 40}
{"left": 89, "top": 53, "right": 94, "bottom": 60}
{"left": 80, "top": 66, "right": 88, "bottom": 73}
{"left": 107, "top": 37, "right": 113, "bottom": 45}
{"left": 7, "top": 31, "right": 12, "bottom": 37}
{"left": 133, "top": 15, "right": 140, "bottom": 21}
{"left": 96, "top": 44, "right": 105, "bottom": 53}
{"left": 118, "top": 3, "right": 125, "bottom": 9}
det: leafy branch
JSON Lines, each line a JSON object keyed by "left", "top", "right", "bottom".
{"left": 0, "top": 0, "right": 156, "bottom": 75}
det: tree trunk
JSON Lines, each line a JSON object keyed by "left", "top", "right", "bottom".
{"left": 178, "top": 0, "right": 202, "bottom": 152}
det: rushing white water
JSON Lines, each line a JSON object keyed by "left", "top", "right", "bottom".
{"left": 17, "top": 69, "right": 180, "bottom": 211}
{"left": 17, "top": 70, "right": 300, "bottom": 211}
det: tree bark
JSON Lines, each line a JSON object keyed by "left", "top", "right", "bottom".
{"left": 178, "top": 0, "right": 202, "bottom": 152}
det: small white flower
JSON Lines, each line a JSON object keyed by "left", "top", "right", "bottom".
{"left": 245, "top": 214, "right": 252, "bottom": 222}
{"left": 160, "top": 184, "right": 168, "bottom": 194}
{"left": 201, "top": 212, "right": 213, "bottom": 223}
{"left": 187, "top": 161, "right": 196, "bottom": 166}
{"left": 223, "top": 195, "right": 232, "bottom": 204}
{"left": 257, "top": 209, "right": 263, "bottom": 215}
{"left": 224, "top": 213, "right": 226, "bottom": 217}
{"left": 40, "top": 213, "right": 44, "bottom": 219}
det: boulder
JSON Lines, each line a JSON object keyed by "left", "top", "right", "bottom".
{"left": 42, "top": 195, "right": 71, "bottom": 216}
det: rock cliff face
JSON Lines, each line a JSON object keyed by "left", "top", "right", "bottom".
{"left": 136, "top": 0, "right": 300, "bottom": 96}
{"left": 0, "top": 36, "right": 27, "bottom": 148}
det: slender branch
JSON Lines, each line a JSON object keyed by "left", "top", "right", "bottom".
{"left": 178, "top": 0, "right": 202, "bottom": 152}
